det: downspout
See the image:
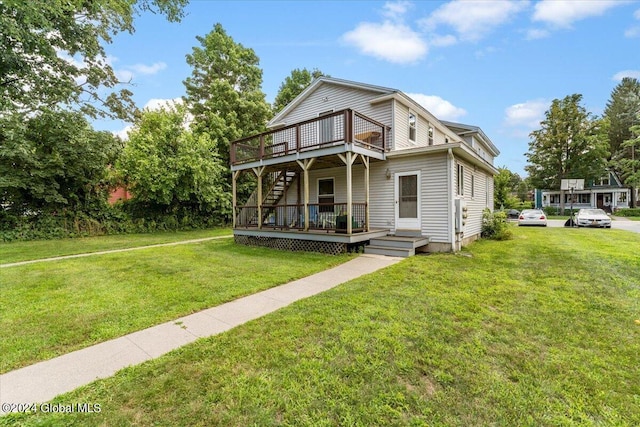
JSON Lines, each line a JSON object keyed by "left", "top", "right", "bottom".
{"left": 447, "top": 148, "right": 456, "bottom": 252}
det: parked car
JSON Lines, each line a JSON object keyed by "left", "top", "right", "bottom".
{"left": 518, "top": 209, "right": 547, "bottom": 226}
{"left": 575, "top": 208, "right": 612, "bottom": 228}
{"left": 507, "top": 209, "right": 520, "bottom": 220}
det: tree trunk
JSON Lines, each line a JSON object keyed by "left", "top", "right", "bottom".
{"left": 559, "top": 189, "right": 565, "bottom": 215}
{"left": 631, "top": 186, "right": 637, "bottom": 208}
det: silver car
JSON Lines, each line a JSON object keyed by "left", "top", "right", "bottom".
{"left": 518, "top": 209, "right": 547, "bottom": 226}
{"left": 576, "top": 209, "right": 612, "bottom": 228}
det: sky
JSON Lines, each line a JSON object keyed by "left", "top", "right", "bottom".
{"left": 95, "top": 0, "right": 640, "bottom": 177}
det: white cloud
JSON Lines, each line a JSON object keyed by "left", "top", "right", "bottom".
{"left": 421, "top": 0, "right": 528, "bottom": 42}
{"left": 113, "top": 125, "right": 133, "bottom": 140}
{"left": 612, "top": 70, "right": 640, "bottom": 81}
{"left": 115, "top": 69, "right": 134, "bottom": 82}
{"left": 625, "top": 26, "right": 640, "bottom": 38}
{"left": 525, "top": 28, "right": 551, "bottom": 40}
{"left": 429, "top": 34, "right": 457, "bottom": 47}
{"left": 406, "top": 93, "right": 467, "bottom": 120}
{"left": 128, "top": 62, "right": 167, "bottom": 75}
{"left": 143, "top": 97, "right": 183, "bottom": 111}
{"left": 532, "top": 0, "right": 625, "bottom": 28}
{"left": 504, "top": 99, "right": 550, "bottom": 130}
{"left": 382, "top": 1, "right": 412, "bottom": 20}
{"left": 342, "top": 21, "right": 428, "bottom": 64}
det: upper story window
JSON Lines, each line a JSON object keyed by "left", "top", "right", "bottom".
{"left": 457, "top": 164, "right": 464, "bottom": 196}
{"left": 428, "top": 126, "right": 434, "bottom": 145}
{"left": 599, "top": 176, "right": 610, "bottom": 186}
{"left": 408, "top": 112, "right": 416, "bottom": 142}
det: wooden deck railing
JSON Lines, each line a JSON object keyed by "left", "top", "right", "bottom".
{"left": 231, "top": 109, "right": 386, "bottom": 165}
{"left": 235, "top": 202, "right": 367, "bottom": 233}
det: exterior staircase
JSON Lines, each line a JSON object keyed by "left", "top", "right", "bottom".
{"left": 260, "top": 170, "right": 297, "bottom": 223}
{"left": 364, "top": 230, "right": 429, "bottom": 258}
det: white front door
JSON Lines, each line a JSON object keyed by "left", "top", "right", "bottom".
{"left": 395, "top": 171, "right": 421, "bottom": 230}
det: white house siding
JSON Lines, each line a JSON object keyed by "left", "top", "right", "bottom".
{"left": 393, "top": 100, "right": 456, "bottom": 151}
{"left": 372, "top": 153, "right": 451, "bottom": 244}
{"left": 454, "top": 158, "right": 490, "bottom": 239}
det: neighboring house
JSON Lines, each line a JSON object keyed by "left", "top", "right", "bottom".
{"left": 108, "top": 186, "right": 131, "bottom": 204}
{"left": 540, "top": 171, "right": 631, "bottom": 212}
{"left": 230, "top": 77, "right": 499, "bottom": 255}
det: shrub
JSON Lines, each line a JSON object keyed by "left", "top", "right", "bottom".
{"left": 481, "top": 209, "right": 513, "bottom": 241}
{"left": 615, "top": 208, "right": 640, "bottom": 217}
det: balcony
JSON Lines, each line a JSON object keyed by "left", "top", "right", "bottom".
{"left": 230, "top": 109, "right": 387, "bottom": 169}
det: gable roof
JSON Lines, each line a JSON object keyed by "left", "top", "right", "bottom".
{"left": 268, "top": 77, "right": 397, "bottom": 127}
{"left": 441, "top": 120, "right": 500, "bottom": 156}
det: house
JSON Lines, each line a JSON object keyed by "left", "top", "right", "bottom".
{"left": 540, "top": 171, "right": 631, "bottom": 212}
{"left": 230, "top": 77, "right": 499, "bottom": 256}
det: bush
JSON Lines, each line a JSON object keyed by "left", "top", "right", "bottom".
{"left": 615, "top": 208, "right": 640, "bottom": 217}
{"left": 481, "top": 209, "right": 513, "bottom": 241}
{"left": 542, "top": 207, "right": 578, "bottom": 217}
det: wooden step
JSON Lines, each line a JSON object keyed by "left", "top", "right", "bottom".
{"left": 394, "top": 229, "right": 422, "bottom": 238}
{"left": 364, "top": 245, "right": 414, "bottom": 258}
{"left": 370, "top": 236, "right": 429, "bottom": 250}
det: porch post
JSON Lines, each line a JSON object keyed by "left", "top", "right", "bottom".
{"left": 253, "top": 167, "right": 265, "bottom": 229}
{"left": 297, "top": 159, "right": 315, "bottom": 231}
{"left": 362, "top": 156, "right": 370, "bottom": 232}
{"left": 232, "top": 170, "right": 240, "bottom": 228}
{"left": 346, "top": 152, "right": 353, "bottom": 234}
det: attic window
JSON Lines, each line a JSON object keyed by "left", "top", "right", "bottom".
{"left": 599, "top": 176, "right": 610, "bottom": 186}
{"left": 428, "top": 126, "right": 434, "bottom": 145}
{"left": 409, "top": 113, "right": 416, "bottom": 142}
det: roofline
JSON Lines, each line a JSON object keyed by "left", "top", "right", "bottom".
{"left": 441, "top": 120, "right": 500, "bottom": 156}
{"left": 267, "top": 76, "right": 397, "bottom": 128}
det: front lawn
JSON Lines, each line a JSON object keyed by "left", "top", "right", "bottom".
{"left": 6, "top": 227, "right": 639, "bottom": 426}
{"left": 0, "top": 238, "right": 351, "bottom": 373}
{"left": 0, "top": 228, "right": 231, "bottom": 264}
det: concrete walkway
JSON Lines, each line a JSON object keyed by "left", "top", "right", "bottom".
{"left": 0, "top": 235, "right": 233, "bottom": 268}
{"left": 0, "top": 254, "right": 402, "bottom": 412}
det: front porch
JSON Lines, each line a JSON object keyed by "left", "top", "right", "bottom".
{"left": 231, "top": 109, "right": 388, "bottom": 240}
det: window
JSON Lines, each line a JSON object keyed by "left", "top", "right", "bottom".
{"left": 409, "top": 112, "right": 416, "bottom": 142}
{"left": 471, "top": 174, "right": 475, "bottom": 198}
{"left": 550, "top": 194, "right": 560, "bottom": 204}
{"left": 457, "top": 164, "right": 464, "bottom": 196}
{"left": 577, "top": 194, "right": 590, "bottom": 204}
{"left": 619, "top": 192, "right": 627, "bottom": 202}
{"left": 428, "top": 126, "right": 434, "bottom": 145}
{"left": 318, "top": 178, "right": 334, "bottom": 213}
{"left": 599, "top": 176, "right": 610, "bottom": 186}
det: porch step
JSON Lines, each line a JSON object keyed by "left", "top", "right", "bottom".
{"left": 365, "top": 245, "right": 415, "bottom": 258}
{"left": 364, "top": 235, "right": 430, "bottom": 258}
{"left": 394, "top": 229, "right": 423, "bottom": 238}
{"left": 369, "top": 236, "right": 430, "bottom": 250}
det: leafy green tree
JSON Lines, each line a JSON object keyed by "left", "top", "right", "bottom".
{"left": 0, "top": 0, "right": 187, "bottom": 119}
{"left": 605, "top": 78, "right": 640, "bottom": 207}
{"left": 273, "top": 68, "right": 326, "bottom": 114}
{"left": 617, "top": 117, "right": 640, "bottom": 205}
{"left": 117, "top": 104, "right": 229, "bottom": 217}
{"left": 0, "top": 110, "right": 122, "bottom": 214}
{"left": 183, "top": 23, "right": 271, "bottom": 167}
{"left": 494, "top": 167, "right": 513, "bottom": 209}
{"left": 525, "top": 94, "right": 609, "bottom": 191}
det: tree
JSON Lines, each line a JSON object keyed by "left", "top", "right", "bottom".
{"left": 525, "top": 94, "right": 609, "bottom": 191}
{"left": 0, "top": 109, "right": 122, "bottom": 214}
{"left": 0, "top": 0, "right": 187, "bottom": 120}
{"left": 617, "top": 117, "right": 640, "bottom": 204}
{"left": 272, "top": 68, "right": 326, "bottom": 114}
{"left": 117, "top": 104, "right": 229, "bottom": 218}
{"left": 526, "top": 94, "right": 609, "bottom": 213}
{"left": 494, "top": 167, "right": 513, "bottom": 209}
{"left": 183, "top": 23, "right": 271, "bottom": 168}
{"left": 605, "top": 78, "right": 640, "bottom": 207}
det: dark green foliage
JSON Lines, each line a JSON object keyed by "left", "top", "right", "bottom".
{"left": 481, "top": 209, "right": 513, "bottom": 240}
{"left": 615, "top": 208, "right": 640, "bottom": 217}
{"left": 272, "top": 68, "right": 326, "bottom": 114}
{"left": 0, "top": 0, "right": 187, "bottom": 120}
{"left": 0, "top": 109, "right": 122, "bottom": 214}
{"left": 525, "top": 94, "right": 609, "bottom": 190}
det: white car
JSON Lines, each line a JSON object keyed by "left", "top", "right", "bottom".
{"left": 575, "top": 208, "right": 612, "bottom": 228}
{"left": 518, "top": 209, "right": 547, "bottom": 226}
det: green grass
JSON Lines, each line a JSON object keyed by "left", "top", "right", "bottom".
{"left": 0, "top": 238, "right": 352, "bottom": 373}
{"left": 0, "top": 228, "right": 231, "bottom": 264}
{"left": 5, "top": 227, "right": 639, "bottom": 426}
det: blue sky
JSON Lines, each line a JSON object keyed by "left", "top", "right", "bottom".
{"left": 96, "top": 0, "right": 640, "bottom": 176}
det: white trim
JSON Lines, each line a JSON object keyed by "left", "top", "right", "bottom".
{"left": 394, "top": 170, "right": 421, "bottom": 230}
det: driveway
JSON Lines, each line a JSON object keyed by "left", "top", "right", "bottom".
{"left": 544, "top": 218, "right": 640, "bottom": 233}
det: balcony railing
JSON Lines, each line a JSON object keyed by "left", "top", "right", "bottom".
{"left": 235, "top": 203, "right": 367, "bottom": 233}
{"left": 231, "top": 109, "right": 386, "bottom": 165}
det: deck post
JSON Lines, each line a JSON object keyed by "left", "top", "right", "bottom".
{"left": 232, "top": 170, "right": 240, "bottom": 228}
{"left": 253, "top": 167, "right": 265, "bottom": 229}
{"left": 346, "top": 152, "right": 353, "bottom": 234}
{"left": 362, "top": 156, "right": 370, "bottom": 232}
{"left": 297, "top": 159, "right": 315, "bottom": 231}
